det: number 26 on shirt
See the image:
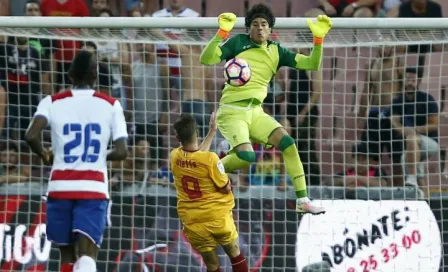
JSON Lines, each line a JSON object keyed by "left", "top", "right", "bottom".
{"left": 63, "top": 123, "right": 101, "bottom": 163}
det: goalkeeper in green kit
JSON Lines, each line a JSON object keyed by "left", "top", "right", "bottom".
{"left": 200, "top": 3, "right": 332, "bottom": 214}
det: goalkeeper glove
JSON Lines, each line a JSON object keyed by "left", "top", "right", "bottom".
{"left": 307, "top": 15, "right": 333, "bottom": 43}
{"left": 217, "top": 12, "right": 237, "bottom": 39}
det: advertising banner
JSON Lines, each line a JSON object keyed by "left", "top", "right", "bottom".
{"left": 296, "top": 200, "right": 442, "bottom": 272}
{"left": 0, "top": 195, "right": 444, "bottom": 272}
{"left": 0, "top": 195, "right": 299, "bottom": 272}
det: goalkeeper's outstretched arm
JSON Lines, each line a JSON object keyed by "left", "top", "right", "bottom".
{"left": 290, "top": 15, "right": 333, "bottom": 71}
{"left": 200, "top": 13, "right": 237, "bottom": 65}
{"left": 199, "top": 33, "right": 227, "bottom": 65}
{"left": 294, "top": 43, "right": 323, "bottom": 71}
{"left": 284, "top": 15, "right": 333, "bottom": 71}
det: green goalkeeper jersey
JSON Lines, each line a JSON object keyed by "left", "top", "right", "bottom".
{"left": 200, "top": 33, "right": 323, "bottom": 104}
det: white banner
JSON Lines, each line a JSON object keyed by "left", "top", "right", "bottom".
{"left": 296, "top": 200, "right": 441, "bottom": 272}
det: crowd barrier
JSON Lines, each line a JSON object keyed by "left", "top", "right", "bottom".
{"left": 0, "top": 184, "right": 444, "bottom": 272}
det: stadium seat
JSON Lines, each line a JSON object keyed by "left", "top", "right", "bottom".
{"left": 205, "top": 0, "right": 246, "bottom": 17}
{"left": 247, "top": 0, "right": 289, "bottom": 17}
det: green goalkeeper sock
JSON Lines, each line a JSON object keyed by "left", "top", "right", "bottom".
{"left": 221, "top": 151, "right": 255, "bottom": 173}
{"left": 279, "top": 135, "right": 308, "bottom": 198}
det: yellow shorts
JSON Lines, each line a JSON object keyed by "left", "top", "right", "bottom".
{"left": 182, "top": 211, "right": 238, "bottom": 253}
{"left": 216, "top": 103, "right": 282, "bottom": 149}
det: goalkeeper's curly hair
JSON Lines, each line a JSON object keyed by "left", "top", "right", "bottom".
{"left": 245, "top": 3, "right": 275, "bottom": 29}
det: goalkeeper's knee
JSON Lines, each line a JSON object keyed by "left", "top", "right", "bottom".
{"left": 236, "top": 151, "right": 256, "bottom": 165}
{"left": 278, "top": 135, "right": 296, "bottom": 152}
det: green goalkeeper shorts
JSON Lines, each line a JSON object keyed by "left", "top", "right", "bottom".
{"left": 216, "top": 99, "right": 282, "bottom": 149}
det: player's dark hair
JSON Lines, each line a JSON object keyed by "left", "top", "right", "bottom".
{"left": 68, "top": 50, "right": 97, "bottom": 88}
{"left": 245, "top": 3, "right": 275, "bottom": 28}
{"left": 406, "top": 67, "right": 424, "bottom": 79}
{"left": 84, "top": 41, "right": 98, "bottom": 51}
{"left": 173, "top": 114, "right": 198, "bottom": 145}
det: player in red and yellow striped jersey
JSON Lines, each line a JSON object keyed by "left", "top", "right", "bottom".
{"left": 170, "top": 113, "right": 248, "bottom": 272}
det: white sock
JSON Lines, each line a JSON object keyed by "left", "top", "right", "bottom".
{"left": 73, "top": 255, "right": 96, "bottom": 272}
{"left": 405, "top": 175, "right": 418, "bottom": 186}
{"left": 297, "top": 197, "right": 310, "bottom": 204}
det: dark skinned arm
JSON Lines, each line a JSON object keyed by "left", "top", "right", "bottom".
{"left": 106, "top": 139, "right": 128, "bottom": 161}
{"left": 25, "top": 116, "right": 52, "bottom": 165}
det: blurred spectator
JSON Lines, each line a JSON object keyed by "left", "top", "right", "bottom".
{"left": 0, "top": 36, "right": 48, "bottom": 140}
{"left": 359, "top": 40, "right": 403, "bottom": 121}
{"left": 306, "top": 0, "right": 376, "bottom": 17}
{"left": 40, "top": 0, "right": 89, "bottom": 16}
{"left": 287, "top": 47, "right": 322, "bottom": 186}
{"left": 0, "top": 142, "right": 31, "bottom": 184}
{"left": 110, "top": 137, "right": 150, "bottom": 190}
{"left": 390, "top": 67, "right": 439, "bottom": 194}
{"left": 126, "top": 0, "right": 143, "bottom": 16}
{"left": 132, "top": 42, "right": 169, "bottom": 165}
{"left": 326, "top": 142, "right": 390, "bottom": 187}
{"left": 398, "top": 0, "right": 443, "bottom": 68}
{"left": 25, "top": 0, "right": 52, "bottom": 95}
{"left": 25, "top": 0, "right": 41, "bottom": 16}
{"left": 152, "top": 164, "right": 174, "bottom": 186}
{"left": 152, "top": 0, "right": 200, "bottom": 106}
{"left": 82, "top": 41, "right": 113, "bottom": 94}
{"left": 96, "top": 9, "right": 132, "bottom": 111}
{"left": 399, "top": 0, "right": 442, "bottom": 18}
{"left": 360, "top": 103, "right": 425, "bottom": 196}
{"left": 40, "top": 0, "right": 89, "bottom": 91}
{"left": 380, "top": 0, "right": 402, "bottom": 17}
{"left": 91, "top": 0, "right": 108, "bottom": 16}
{"left": 168, "top": 37, "right": 213, "bottom": 137}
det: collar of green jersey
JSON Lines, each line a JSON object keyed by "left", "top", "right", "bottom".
{"left": 244, "top": 34, "right": 273, "bottom": 48}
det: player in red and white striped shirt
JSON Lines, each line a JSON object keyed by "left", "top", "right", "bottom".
{"left": 25, "top": 51, "right": 128, "bottom": 272}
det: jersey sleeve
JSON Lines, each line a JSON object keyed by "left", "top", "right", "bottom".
{"left": 200, "top": 34, "right": 237, "bottom": 65}
{"left": 209, "top": 152, "right": 229, "bottom": 188}
{"left": 278, "top": 42, "right": 323, "bottom": 70}
{"left": 33, "top": 95, "right": 52, "bottom": 123}
{"left": 219, "top": 36, "right": 238, "bottom": 61}
{"left": 277, "top": 43, "right": 298, "bottom": 68}
{"left": 111, "top": 101, "right": 128, "bottom": 141}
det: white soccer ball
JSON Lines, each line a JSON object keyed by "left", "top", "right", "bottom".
{"left": 223, "top": 58, "right": 251, "bottom": 87}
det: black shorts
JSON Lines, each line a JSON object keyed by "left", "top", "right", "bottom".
{"left": 361, "top": 111, "right": 404, "bottom": 162}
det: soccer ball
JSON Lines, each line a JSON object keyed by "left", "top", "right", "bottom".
{"left": 223, "top": 58, "right": 251, "bottom": 87}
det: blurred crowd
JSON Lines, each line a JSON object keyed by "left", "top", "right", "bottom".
{"left": 0, "top": 0, "right": 446, "bottom": 198}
